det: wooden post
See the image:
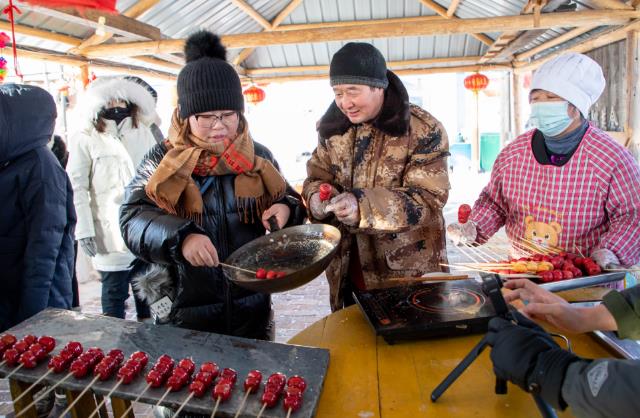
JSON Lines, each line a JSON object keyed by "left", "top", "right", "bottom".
{"left": 472, "top": 92, "right": 480, "bottom": 172}
{"left": 111, "top": 396, "right": 135, "bottom": 418}
{"left": 9, "top": 379, "right": 38, "bottom": 418}
{"left": 501, "top": 73, "right": 511, "bottom": 147}
{"left": 513, "top": 71, "right": 524, "bottom": 136}
{"left": 65, "top": 388, "right": 99, "bottom": 418}
{"left": 626, "top": 30, "right": 640, "bottom": 159}
{"left": 79, "top": 64, "right": 90, "bottom": 89}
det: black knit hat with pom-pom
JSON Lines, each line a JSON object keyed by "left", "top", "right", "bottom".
{"left": 177, "top": 30, "right": 244, "bottom": 119}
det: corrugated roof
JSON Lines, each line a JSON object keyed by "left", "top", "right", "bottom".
{"left": 0, "top": 0, "right": 624, "bottom": 79}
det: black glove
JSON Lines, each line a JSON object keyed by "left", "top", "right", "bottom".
{"left": 488, "top": 316, "right": 580, "bottom": 409}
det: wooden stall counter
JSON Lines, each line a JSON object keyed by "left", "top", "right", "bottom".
{"left": 288, "top": 304, "right": 614, "bottom": 418}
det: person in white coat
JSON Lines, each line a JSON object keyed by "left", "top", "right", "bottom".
{"left": 67, "top": 76, "right": 159, "bottom": 319}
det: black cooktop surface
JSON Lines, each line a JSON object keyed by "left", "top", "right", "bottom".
{"left": 354, "top": 279, "right": 498, "bottom": 344}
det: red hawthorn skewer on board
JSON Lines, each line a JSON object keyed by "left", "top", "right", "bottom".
{"left": 172, "top": 361, "right": 219, "bottom": 416}
{"left": 14, "top": 341, "right": 84, "bottom": 418}
{"left": 210, "top": 368, "right": 237, "bottom": 418}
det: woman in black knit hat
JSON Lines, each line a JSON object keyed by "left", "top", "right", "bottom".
{"left": 120, "top": 31, "right": 305, "bottom": 342}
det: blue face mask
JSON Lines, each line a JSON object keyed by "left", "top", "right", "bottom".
{"left": 527, "top": 101, "right": 573, "bottom": 137}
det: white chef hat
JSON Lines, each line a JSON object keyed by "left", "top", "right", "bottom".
{"left": 530, "top": 52, "right": 605, "bottom": 117}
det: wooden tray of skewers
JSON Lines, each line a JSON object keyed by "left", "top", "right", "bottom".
{"left": 0, "top": 309, "right": 329, "bottom": 418}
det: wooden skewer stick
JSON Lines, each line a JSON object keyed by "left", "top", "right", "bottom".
{"left": 87, "top": 379, "right": 123, "bottom": 418}
{"left": 440, "top": 263, "right": 539, "bottom": 279}
{"left": 172, "top": 391, "right": 195, "bottom": 417}
{"left": 286, "top": 408, "right": 293, "bottom": 418}
{"left": 482, "top": 243, "right": 509, "bottom": 260}
{"left": 15, "top": 373, "right": 73, "bottom": 418}
{"left": 4, "top": 363, "right": 24, "bottom": 380}
{"left": 0, "top": 360, "right": 6, "bottom": 367}
{"left": 233, "top": 392, "right": 250, "bottom": 418}
{"left": 256, "top": 402, "right": 267, "bottom": 418}
{"left": 574, "top": 245, "right": 586, "bottom": 258}
{"left": 469, "top": 244, "right": 501, "bottom": 262}
{"left": 57, "top": 374, "right": 101, "bottom": 418}
{"left": 440, "top": 263, "right": 497, "bottom": 274}
{"left": 454, "top": 244, "right": 481, "bottom": 263}
{"left": 117, "top": 382, "right": 151, "bottom": 418}
{"left": 515, "top": 238, "right": 550, "bottom": 255}
{"left": 233, "top": 390, "right": 253, "bottom": 418}
{"left": 521, "top": 238, "right": 555, "bottom": 254}
{"left": 210, "top": 397, "right": 221, "bottom": 418}
{"left": 219, "top": 262, "right": 256, "bottom": 275}
{"left": 152, "top": 387, "right": 173, "bottom": 410}
{"left": 510, "top": 240, "right": 535, "bottom": 256}
{"left": 462, "top": 243, "right": 492, "bottom": 263}
{"left": 11, "top": 368, "right": 54, "bottom": 404}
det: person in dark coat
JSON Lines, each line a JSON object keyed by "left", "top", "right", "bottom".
{"left": 120, "top": 31, "right": 305, "bottom": 339}
{"left": 0, "top": 84, "right": 75, "bottom": 332}
{"left": 48, "top": 134, "right": 79, "bottom": 309}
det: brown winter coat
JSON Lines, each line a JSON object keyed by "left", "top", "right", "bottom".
{"left": 303, "top": 71, "right": 450, "bottom": 311}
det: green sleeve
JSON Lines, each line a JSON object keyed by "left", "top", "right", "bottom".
{"left": 602, "top": 286, "right": 640, "bottom": 340}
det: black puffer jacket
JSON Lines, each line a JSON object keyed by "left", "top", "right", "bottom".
{"left": 120, "top": 142, "right": 305, "bottom": 338}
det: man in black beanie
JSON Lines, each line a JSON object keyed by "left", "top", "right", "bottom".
{"left": 303, "top": 42, "right": 451, "bottom": 311}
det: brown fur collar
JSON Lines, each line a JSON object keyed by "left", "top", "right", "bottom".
{"left": 317, "top": 70, "right": 411, "bottom": 138}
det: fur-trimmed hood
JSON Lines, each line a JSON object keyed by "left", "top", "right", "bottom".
{"left": 317, "top": 70, "right": 411, "bottom": 138}
{"left": 74, "top": 77, "right": 160, "bottom": 131}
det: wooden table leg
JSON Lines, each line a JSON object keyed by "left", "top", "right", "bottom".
{"left": 111, "top": 396, "right": 135, "bottom": 418}
{"left": 65, "top": 388, "right": 99, "bottom": 418}
{"left": 9, "top": 379, "right": 37, "bottom": 418}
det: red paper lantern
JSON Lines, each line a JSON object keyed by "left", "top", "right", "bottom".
{"left": 243, "top": 85, "right": 265, "bottom": 105}
{"left": 464, "top": 72, "right": 489, "bottom": 94}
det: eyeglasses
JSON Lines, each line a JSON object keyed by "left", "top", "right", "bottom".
{"left": 194, "top": 111, "right": 238, "bottom": 129}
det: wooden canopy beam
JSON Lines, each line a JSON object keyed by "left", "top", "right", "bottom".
{"left": 625, "top": 30, "right": 639, "bottom": 148}
{"left": 124, "top": 0, "right": 162, "bottom": 19}
{"left": 273, "top": 15, "right": 443, "bottom": 31}
{"left": 72, "top": 0, "right": 161, "bottom": 52}
{"left": 81, "top": 9, "right": 639, "bottom": 58}
{"left": 245, "top": 56, "right": 484, "bottom": 76}
{"left": 133, "top": 56, "right": 182, "bottom": 71}
{"left": 446, "top": 0, "right": 462, "bottom": 17}
{"left": 417, "top": 0, "right": 493, "bottom": 45}
{"left": 233, "top": 0, "right": 303, "bottom": 66}
{"left": 241, "top": 63, "right": 511, "bottom": 84}
{"left": 231, "top": 0, "right": 272, "bottom": 31}
{"left": 0, "top": 20, "right": 81, "bottom": 46}
{"left": 480, "top": 0, "right": 571, "bottom": 63}
{"left": 15, "top": 46, "right": 175, "bottom": 80}
{"left": 514, "top": 19, "right": 640, "bottom": 73}
{"left": 17, "top": 4, "right": 161, "bottom": 41}
{"left": 514, "top": 26, "right": 596, "bottom": 61}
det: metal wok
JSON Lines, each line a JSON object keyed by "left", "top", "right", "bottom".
{"left": 223, "top": 218, "right": 341, "bottom": 293}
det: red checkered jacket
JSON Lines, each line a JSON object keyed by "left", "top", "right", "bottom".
{"left": 471, "top": 124, "right": 640, "bottom": 267}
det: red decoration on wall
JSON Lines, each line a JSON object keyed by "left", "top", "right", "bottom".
{"left": 463, "top": 72, "right": 489, "bottom": 94}
{"left": 0, "top": 57, "right": 7, "bottom": 83}
{"left": 18, "top": 0, "right": 117, "bottom": 12}
{"left": 0, "top": 32, "right": 9, "bottom": 48}
{"left": 243, "top": 85, "right": 266, "bottom": 105}
{"left": 3, "top": 0, "right": 22, "bottom": 79}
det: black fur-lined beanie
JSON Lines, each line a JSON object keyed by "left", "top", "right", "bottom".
{"left": 177, "top": 30, "right": 244, "bottom": 119}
